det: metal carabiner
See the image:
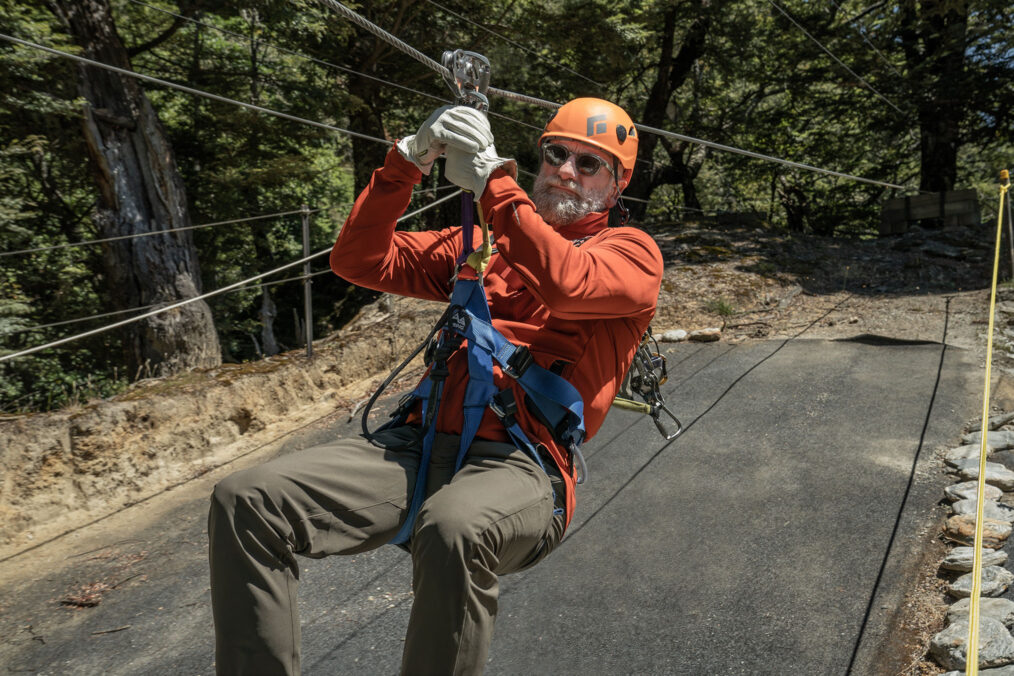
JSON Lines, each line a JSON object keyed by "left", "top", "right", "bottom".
{"left": 568, "top": 442, "right": 588, "bottom": 485}
{"left": 651, "top": 402, "right": 684, "bottom": 441}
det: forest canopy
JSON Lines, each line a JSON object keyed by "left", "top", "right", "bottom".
{"left": 1, "top": 0, "right": 1011, "bottom": 412}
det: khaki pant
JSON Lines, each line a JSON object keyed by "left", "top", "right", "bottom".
{"left": 208, "top": 426, "right": 566, "bottom": 675}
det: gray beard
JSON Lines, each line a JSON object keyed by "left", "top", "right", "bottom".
{"left": 532, "top": 174, "right": 611, "bottom": 227}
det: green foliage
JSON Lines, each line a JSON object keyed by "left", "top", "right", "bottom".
{"left": 705, "top": 298, "right": 737, "bottom": 317}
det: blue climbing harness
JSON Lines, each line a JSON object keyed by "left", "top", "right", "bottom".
{"left": 361, "top": 197, "right": 587, "bottom": 546}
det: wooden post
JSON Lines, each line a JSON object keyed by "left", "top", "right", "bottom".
{"left": 1004, "top": 171, "right": 1013, "bottom": 280}
{"left": 302, "top": 204, "right": 313, "bottom": 359}
{"left": 879, "top": 189, "right": 981, "bottom": 235}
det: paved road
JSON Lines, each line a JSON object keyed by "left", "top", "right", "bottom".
{"left": 0, "top": 335, "right": 980, "bottom": 675}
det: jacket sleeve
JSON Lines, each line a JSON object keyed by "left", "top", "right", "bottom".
{"left": 479, "top": 171, "right": 663, "bottom": 320}
{"left": 330, "top": 144, "right": 461, "bottom": 303}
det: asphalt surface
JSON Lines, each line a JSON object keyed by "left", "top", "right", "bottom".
{"left": 0, "top": 334, "right": 981, "bottom": 675}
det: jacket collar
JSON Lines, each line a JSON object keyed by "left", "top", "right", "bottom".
{"left": 553, "top": 209, "right": 610, "bottom": 242}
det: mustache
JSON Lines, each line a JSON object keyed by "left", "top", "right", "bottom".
{"left": 542, "top": 177, "right": 581, "bottom": 193}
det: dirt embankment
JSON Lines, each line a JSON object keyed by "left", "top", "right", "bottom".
{"left": 0, "top": 297, "right": 444, "bottom": 558}
{"left": 0, "top": 218, "right": 1002, "bottom": 560}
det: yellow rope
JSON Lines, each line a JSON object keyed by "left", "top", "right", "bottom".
{"left": 612, "top": 397, "right": 653, "bottom": 414}
{"left": 966, "top": 170, "right": 1010, "bottom": 675}
{"left": 465, "top": 197, "right": 493, "bottom": 275}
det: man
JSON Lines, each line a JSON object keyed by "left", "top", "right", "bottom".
{"left": 208, "top": 98, "right": 663, "bottom": 675}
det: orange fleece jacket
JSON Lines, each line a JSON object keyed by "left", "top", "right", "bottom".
{"left": 330, "top": 146, "right": 662, "bottom": 528}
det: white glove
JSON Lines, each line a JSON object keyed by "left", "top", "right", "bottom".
{"left": 396, "top": 106, "right": 494, "bottom": 175}
{"left": 443, "top": 145, "right": 517, "bottom": 197}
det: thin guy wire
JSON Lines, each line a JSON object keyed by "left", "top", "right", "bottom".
{"left": 124, "top": 0, "right": 543, "bottom": 133}
{"left": 636, "top": 121, "right": 905, "bottom": 189}
{"left": 766, "top": 0, "right": 905, "bottom": 116}
{"left": 0, "top": 33, "right": 393, "bottom": 146}
{"left": 248, "top": 267, "right": 333, "bottom": 290}
{"left": 5, "top": 267, "right": 332, "bottom": 336}
{"left": 0, "top": 207, "right": 314, "bottom": 258}
{"left": 0, "top": 185, "right": 461, "bottom": 334}
{"left": 827, "top": 0, "right": 905, "bottom": 79}
{"left": 2, "top": 302, "right": 164, "bottom": 336}
{"left": 126, "top": 0, "right": 444, "bottom": 102}
{"left": 313, "top": 0, "right": 908, "bottom": 190}
{"left": 0, "top": 185, "right": 456, "bottom": 258}
{"left": 423, "top": 0, "right": 603, "bottom": 88}
{"left": 0, "top": 189, "right": 463, "bottom": 362}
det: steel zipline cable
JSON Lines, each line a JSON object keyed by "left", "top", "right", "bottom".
{"left": 1, "top": 27, "right": 906, "bottom": 192}
{"left": 311, "top": 0, "right": 561, "bottom": 111}
{"left": 124, "top": 0, "right": 543, "bottom": 133}
{"left": 0, "top": 189, "right": 463, "bottom": 363}
{"left": 310, "top": 0, "right": 909, "bottom": 191}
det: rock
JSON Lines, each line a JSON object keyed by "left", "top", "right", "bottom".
{"left": 944, "top": 668, "right": 1014, "bottom": 676}
{"left": 953, "top": 460, "right": 1014, "bottom": 491}
{"left": 952, "top": 499, "right": 1014, "bottom": 523}
{"left": 688, "top": 328, "right": 721, "bottom": 342}
{"left": 968, "top": 412, "right": 1014, "bottom": 433}
{"left": 946, "top": 444, "right": 993, "bottom": 466}
{"left": 949, "top": 566, "right": 1014, "bottom": 598}
{"left": 945, "top": 515, "right": 1012, "bottom": 548}
{"left": 948, "top": 597, "right": 1014, "bottom": 627}
{"left": 659, "top": 329, "right": 687, "bottom": 342}
{"left": 963, "top": 430, "right": 1014, "bottom": 450}
{"left": 931, "top": 618, "right": 1014, "bottom": 670}
{"left": 992, "top": 450, "right": 1014, "bottom": 472}
{"left": 942, "top": 547, "right": 1009, "bottom": 572}
{"left": 946, "top": 481, "right": 1003, "bottom": 503}
{"left": 921, "top": 241, "right": 964, "bottom": 260}
{"left": 995, "top": 376, "right": 1014, "bottom": 413}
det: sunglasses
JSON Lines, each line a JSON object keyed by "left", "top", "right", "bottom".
{"left": 541, "top": 143, "right": 614, "bottom": 177}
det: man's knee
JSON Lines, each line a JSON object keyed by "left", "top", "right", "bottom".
{"left": 209, "top": 464, "right": 280, "bottom": 527}
{"left": 414, "top": 495, "right": 481, "bottom": 559}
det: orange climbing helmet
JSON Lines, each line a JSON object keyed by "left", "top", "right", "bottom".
{"left": 539, "top": 98, "right": 638, "bottom": 174}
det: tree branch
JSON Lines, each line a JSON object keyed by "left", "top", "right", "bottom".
{"left": 126, "top": 1, "right": 204, "bottom": 58}
{"left": 846, "top": 0, "right": 888, "bottom": 26}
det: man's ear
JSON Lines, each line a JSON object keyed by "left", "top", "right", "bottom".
{"left": 605, "top": 168, "right": 633, "bottom": 208}
{"left": 618, "top": 168, "right": 632, "bottom": 193}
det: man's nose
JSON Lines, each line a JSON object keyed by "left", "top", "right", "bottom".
{"left": 557, "top": 155, "right": 579, "bottom": 180}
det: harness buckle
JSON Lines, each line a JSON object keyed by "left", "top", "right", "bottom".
{"left": 504, "top": 344, "right": 534, "bottom": 378}
{"left": 425, "top": 325, "right": 465, "bottom": 366}
{"left": 391, "top": 392, "right": 416, "bottom": 418}
{"left": 489, "top": 389, "right": 519, "bottom": 426}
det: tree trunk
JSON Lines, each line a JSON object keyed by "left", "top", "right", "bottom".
{"left": 243, "top": 9, "right": 279, "bottom": 356}
{"left": 259, "top": 287, "right": 279, "bottom": 356}
{"left": 900, "top": 0, "right": 968, "bottom": 194}
{"left": 48, "top": 0, "right": 220, "bottom": 376}
{"left": 626, "top": 3, "right": 711, "bottom": 220}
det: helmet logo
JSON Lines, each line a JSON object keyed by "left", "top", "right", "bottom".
{"left": 586, "top": 114, "right": 607, "bottom": 136}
